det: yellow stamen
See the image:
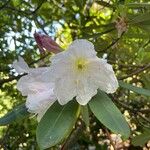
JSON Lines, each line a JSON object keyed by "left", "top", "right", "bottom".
{"left": 75, "top": 57, "right": 88, "bottom": 72}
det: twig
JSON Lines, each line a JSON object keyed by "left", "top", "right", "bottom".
{"left": 108, "top": 60, "right": 146, "bottom": 68}
{"left": 4, "top": 0, "right": 45, "bottom": 16}
{"left": 4, "top": 6, "right": 29, "bottom": 15}
{"left": 139, "top": 109, "right": 150, "bottom": 113}
{"left": 35, "top": 18, "right": 48, "bottom": 35}
{"left": 86, "top": 28, "right": 115, "bottom": 39}
{"left": 115, "top": 99, "right": 150, "bottom": 113}
{"left": 143, "top": 39, "right": 150, "bottom": 48}
{"left": 119, "top": 63, "right": 150, "bottom": 80}
{"left": 100, "top": 32, "right": 124, "bottom": 52}
{"left": 95, "top": 0, "right": 115, "bottom": 9}
{"left": 116, "top": 100, "right": 136, "bottom": 112}
{"left": 30, "top": 0, "right": 46, "bottom": 14}
{"left": 29, "top": 53, "right": 50, "bottom": 66}
{"left": 136, "top": 116, "right": 150, "bottom": 128}
{"left": 0, "top": 74, "right": 24, "bottom": 85}
{"left": 105, "top": 128, "right": 117, "bottom": 150}
{"left": 115, "top": 100, "right": 150, "bottom": 126}
{"left": 0, "top": 54, "right": 50, "bottom": 85}
{"left": 138, "top": 112, "right": 150, "bottom": 124}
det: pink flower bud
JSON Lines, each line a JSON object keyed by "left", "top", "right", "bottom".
{"left": 34, "top": 32, "right": 62, "bottom": 54}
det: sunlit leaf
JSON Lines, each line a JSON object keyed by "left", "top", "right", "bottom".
{"left": 12, "top": 0, "right": 21, "bottom": 7}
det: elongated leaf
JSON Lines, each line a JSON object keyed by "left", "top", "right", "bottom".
{"left": 132, "top": 131, "right": 150, "bottom": 146}
{"left": 36, "top": 101, "right": 80, "bottom": 150}
{"left": 130, "top": 13, "right": 150, "bottom": 24}
{"left": 0, "top": 103, "right": 29, "bottom": 126}
{"left": 89, "top": 91, "right": 130, "bottom": 138}
{"left": 119, "top": 81, "right": 150, "bottom": 97}
{"left": 127, "top": 3, "right": 150, "bottom": 8}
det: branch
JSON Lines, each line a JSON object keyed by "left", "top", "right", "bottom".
{"left": 29, "top": 53, "right": 49, "bottom": 66}
{"left": 34, "top": 18, "right": 48, "bottom": 35}
{"left": 108, "top": 60, "right": 146, "bottom": 68}
{"left": 4, "top": 0, "right": 45, "bottom": 16}
{"left": 0, "top": 74, "right": 25, "bottom": 85}
{"left": 138, "top": 112, "right": 150, "bottom": 124}
{"left": 116, "top": 100, "right": 137, "bottom": 113}
{"left": 30, "top": 0, "right": 46, "bottom": 14}
{"left": 115, "top": 99, "right": 150, "bottom": 114}
{"left": 4, "top": 6, "right": 29, "bottom": 15}
{"left": 95, "top": 0, "right": 115, "bottom": 9}
{"left": 119, "top": 63, "right": 150, "bottom": 80}
{"left": 115, "top": 100, "right": 150, "bottom": 125}
{"left": 100, "top": 32, "right": 124, "bottom": 52}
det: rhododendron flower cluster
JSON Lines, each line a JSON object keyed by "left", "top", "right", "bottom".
{"left": 13, "top": 39, "right": 118, "bottom": 120}
{"left": 48, "top": 39, "right": 118, "bottom": 105}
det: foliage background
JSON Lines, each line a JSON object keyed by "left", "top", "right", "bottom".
{"left": 0, "top": 0, "right": 150, "bottom": 149}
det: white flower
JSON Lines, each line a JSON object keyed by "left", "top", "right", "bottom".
{"left": 48, "top": 39, "right": 118, "bottom": 105}
{"left": 12, "top": 57, "right": 56, "bottom": 121}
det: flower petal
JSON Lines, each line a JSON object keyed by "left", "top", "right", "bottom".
{"left": 12, "top": 56, "right": 29, "bottom": 74}
{"left": 26, "top": 89, "right": 56, "bottom": 121}
{"left": 54, "top": 75, "right": 76, "bottom": 105}
{"left": 88, "top": 59, "right": 118, "bottom": 93}
{"left": 76, "top": 77, "right": 97, "bottom": 105}
{"left": 67, "top": 39, "right": 97, "bottom": 58}
{"left": 17, "top": 67, "right": 52, "bottom": 96}
{"left": 17, "top": 75, "right": 33, "bottom": 96}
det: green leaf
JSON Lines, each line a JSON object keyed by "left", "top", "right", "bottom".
{"left": 36, "top": 101, "right": 80, "bottom": 150}
{"left": 130, "top": 13, "right": 150, "bottom": 24}
{"left": 119, "top": 80, "right": 150, "bottom": 97}
{"left": 0, "top": 103, "right": 29, "bottom": 126}
{"left": 132, "top": 131, "right": 150, "bottom": 146}
{"left": 127, "top": 3, "right": 150, "bottom": 8}
{"left": 81, "top": 105, "right": 89, "bottom": 127}
{"left": 12, "top": 0, "right": 21, "bottom": 7}
{"left": 89, "top": 91, "right": 130, "bottom": 138}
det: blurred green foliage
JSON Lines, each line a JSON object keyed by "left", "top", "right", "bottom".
{"left": 0, "top": 0, "right": 150, "bottom": 149}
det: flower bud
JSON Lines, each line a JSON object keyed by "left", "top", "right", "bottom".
{"left": 34, "top": 32, "right": 62, "bottom": 54}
